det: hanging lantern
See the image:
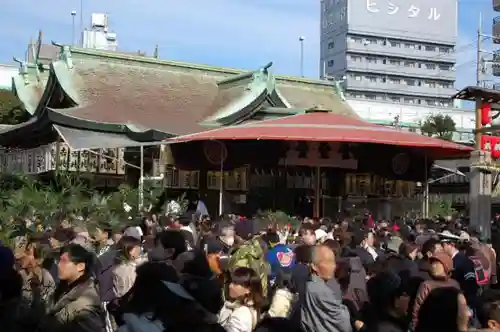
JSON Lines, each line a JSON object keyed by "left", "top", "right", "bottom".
{"left": 481, "top": 135, "right": 493, "bottom": 153}
{"left": 481, "top": 103, "right": 492, "bottom": 126}
{"left": 493, "top": 137, "right": 500, "bottom": 159}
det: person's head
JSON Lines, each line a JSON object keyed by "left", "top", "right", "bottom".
{"left": 421, "top": 238, "right": 443, "bottom": 258}
{"left": 429, "top": 252, "right": 453, "bottom": 279}
{"left": 416, "top": 287, "right": 470, "bottom": 332}
{"left": 116, "top": 236, "right": 142, "bottom": 263}
{"left": 151, "top": 230, "right": 187, "bottom": 262}
{"left": 364, "top": 231, "right": 375, "bottom": 247}
{"left": 264, "top": 232, "right": 280, "bottom": 248}
{"left": 294, "top": 244, "right": 313, "bottom": 264}
{"left": 478, "top": 300, "right": 500, "bottom": 331}
{"left": 219, "top": 225, "right": 235, "bottom": 247}
{"left": 311, "top": 244, "right": 336, "bottom": 281}
{"left": 228, "top": 267, "right": 264, "bottom": 310}
{"left": 367, "top": 271, "right": 410, "bottom": 317}
{"left": 19, "top": 240, "right": 48, "bottom": 271}
{"left": 92, "top": 225, "right": 111, "bottom": 243}
{"left": 57, "top": 244, "right": 96, "bottom": 282}
{"left": 399, "top": 241, "right": 419, "bottom": 260}
{"left": 298, "top": 223, "right": 316, "bottom": 245}
{"left": 442, "top": 240, "right": 458, "bottom": 257}
{"left": 48, "top": 228, "right": 75, "bottom": 249}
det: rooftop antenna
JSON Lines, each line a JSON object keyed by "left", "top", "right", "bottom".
{"left": 71, "top": 11, "right": 77, "bottom": 46}
{"left": 79, "top": 0, "right": 83, "bottom": 46}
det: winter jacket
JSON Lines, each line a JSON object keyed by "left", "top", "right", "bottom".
{"left": 218, "top": 301, "right": 258, "bottom": 332}
{"left": 411, "top": 278, "right": 460, "bottom": 329}
{"left": 36, "top": 277, "right": 105, "bottom": 332}
{"left": 112, "top": 261, "right": 138, "bottom": 299}
{"left": 300, "top": 275, "right": 352, "bottom": 332}
{"left": 115, "top": 313, "right": 164, "bottom": 332}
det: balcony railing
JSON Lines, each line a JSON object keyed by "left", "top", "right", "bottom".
{"left": 493, "top": 17, "right": 500, "bottom": 43}
{"left": 495, "top": 0, "right": 500, "bottom": 12}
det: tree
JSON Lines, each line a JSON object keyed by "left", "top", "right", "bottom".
{"left": 0, "top": 89, "right": 29, "bottom": 125}
{"left": 420, "top": 114, "right": 456, "bottom": 141}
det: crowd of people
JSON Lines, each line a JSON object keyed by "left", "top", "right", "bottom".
{"left": 1, "top": 210, "right": 500, "bottom": 332}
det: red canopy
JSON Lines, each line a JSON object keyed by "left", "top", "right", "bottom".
{"left": 167, "top": 111, "right": 473, "bottom": 158}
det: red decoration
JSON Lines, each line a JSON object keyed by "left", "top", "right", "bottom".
{"left": 482, "top": 135, "right": 500, "bottom": 159}
{"left": 481, "top": 103, "right": 492, "bottom": 126}
{"left": 493, "top": 137, "right": 500, "bottom": 159}
{"left": 481, "top": 135, "right": 493, "bottom": 152}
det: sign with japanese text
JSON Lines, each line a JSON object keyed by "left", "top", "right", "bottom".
{"left": 346, "top": 0, "right": 457, "bottom": 43}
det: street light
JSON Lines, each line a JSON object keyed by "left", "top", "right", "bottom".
{"left": 299, "top": 36, "right": 305, "bottom": 77}
{"left": 71, "top": 11, "right": 77, "bottom": 46}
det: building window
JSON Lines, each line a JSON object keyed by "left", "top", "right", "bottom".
{"left": 390, "top": 96, "right": 401, "bottom": 102}
{"left": 439, "top": 47, "right": 450, "bottom": 53}
{"left": 366, "top": 75, "right": 377, "bottom": 82}
{"left": 404, "top": 43, "right": 415, "bottom": 49}
{"left": 366, "top": 56, "right": 377, "bottom": 63}
{"left": 389, "top": 77, "right": 401, "bottom": 84}
{"left": 425, "top": 81, "right": 437, "bottom": 88}
{"left": 425, "top": 63, "right": 436, "bottom": 70}
{"left": 328, "top": 41, "right": 335, "bottom": 49}
{"left": 404, "top": 61, "right": 416, "bottom": 68}
{"left": 406, "top": 79, "right": 416, "bottom": 86}
{"left": 350, "top": 55, "right": 362, "bottom": 62}
{"left": 352, "top": 74, "right": 362, "bottom": 81}
{"left": 327, "top": 59, "right": 335, "bottom": 67}
{"left": 438, "top": 64, "right": 452, "bottom": 71}
{"left": 425, "top": 45, "right": 436, "bottom": 51}
{"left": 366, "top": 38, "right": 378, "bottom": 45}
{"left": 350, "top": 37, "right": 363, "bottom": 43}
{"left": 365, "top": 93, "right": 377, "bottom": 100}
{"left": 404, "top": 98, "right": 415, "bottom": 104}
{"left": 390, "top": 41, "right": 401, "bottom": 47}
{"left": 389, "top": 59, "right": 401, "bottom": 65}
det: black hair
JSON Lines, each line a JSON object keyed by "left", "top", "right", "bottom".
{"left": 115, "top": 236, "right": 141, "bottom": 263}
{"left": 0, "top": 268, "right": 22, "bottom": 301}
{"left": 415, "top": 287, "right": 464, "bottom": 332}
{"left": 294, "top": 244, "right": 313, "bottom": 264}
{"left": 59, "top": 243, "right": 97, "bottom": 278}
{"left": 421, "top": 238, "right": 441, "bottom": 255}
{"left": 154, "top": 230, "right": 187, "bottom": 260}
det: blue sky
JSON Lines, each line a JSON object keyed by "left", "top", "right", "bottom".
{"left": 0, "top": 0, "right": 494, "bottom": 87}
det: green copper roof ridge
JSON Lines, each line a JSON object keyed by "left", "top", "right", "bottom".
{"left": 56, "top": 42, "right": 334, "bottom": 86}
{"left": 51, "top": 60, "right": 80, "bottom": 106}
{"left": 200, "top": 77, "right": 269, "bottom": 126}
{"left": 217, "top": 71, "right": 254, "bottom": 86}
{"left": 46, "top": 108, "right": 170, "bottom": 141}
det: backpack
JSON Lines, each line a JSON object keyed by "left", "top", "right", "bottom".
{"left": 469, "top": 255, "right": 489, "bottom": 285}
{"left": 228, "top": 238, "right": 270, "bottom": 297}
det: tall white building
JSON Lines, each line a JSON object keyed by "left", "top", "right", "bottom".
{"left": 82, "top": 13, "right": 118, "bottom": 51}
{"left": 320, "top": 0, "right": 458, "bottom": 108}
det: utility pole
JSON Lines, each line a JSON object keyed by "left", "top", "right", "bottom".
{"left": 476, "top": 12, "right": 483, "bottom": 88}
{"left": 475, "top": 12, "right": 483, "bottom": 150}
{"left": 79, "top": 0, "right": 83, "bottom": 46}
{"left": 299, "top": 36, "right": 305, "bottom": 77}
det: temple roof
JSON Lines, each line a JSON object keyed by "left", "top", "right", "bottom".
{"left": 4, "top": 43, "right": 358, "bottom": 149}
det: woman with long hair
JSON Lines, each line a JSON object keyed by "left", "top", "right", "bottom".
{"left": 111, "top": 236, "right": 142, "bottom": 299}
{"left": 218, "top": 267, "right": 264, "bottom": 332}
{"left": 36, "top": 243, "right": 105, "bottom": 332}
